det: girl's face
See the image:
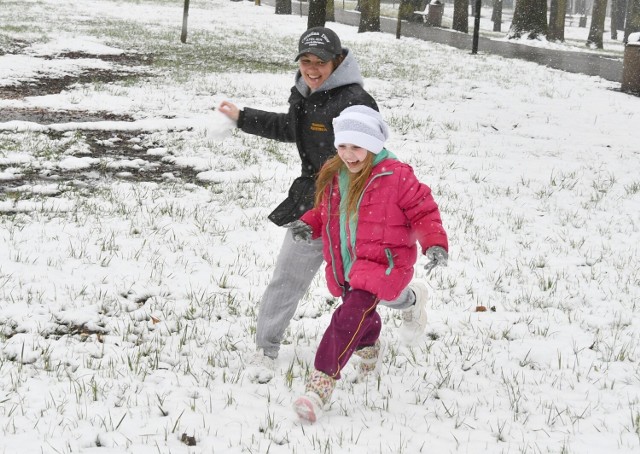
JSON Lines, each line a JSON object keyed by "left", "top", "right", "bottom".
{"left": 337, "top": 144, "right": 369, "bottom": 173}
{"left": 298, "top": 53, "right": 335, "bottom": 91}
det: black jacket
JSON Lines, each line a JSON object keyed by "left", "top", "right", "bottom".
{"left": 237, "top": 50, "right": 377, "bottom": 226}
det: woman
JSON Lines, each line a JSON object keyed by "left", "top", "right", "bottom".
{"left": 219, "top": 28, "right": 427, "bottom": 383}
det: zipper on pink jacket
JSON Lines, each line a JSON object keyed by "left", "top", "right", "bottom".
{"left": 326, "top": 169, "right": 394, "bottom": 295}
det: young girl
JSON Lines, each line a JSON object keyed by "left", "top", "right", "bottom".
{"left": 289, "top": 105, "right": 449, "bottom": 423}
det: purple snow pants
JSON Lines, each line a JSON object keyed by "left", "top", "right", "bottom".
{"left": 314, "top": 288, "right": 381, "bottom": 380}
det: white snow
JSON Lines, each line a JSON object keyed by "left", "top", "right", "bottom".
{"left": 0, "top": 1, "right": 638, "bottom": 453}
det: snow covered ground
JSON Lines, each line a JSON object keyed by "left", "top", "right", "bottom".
{"left": 0, "top": 1, "right": 639, "bottom": 453}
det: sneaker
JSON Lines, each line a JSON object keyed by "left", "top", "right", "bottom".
{"left": 293, "top": 369, "right": 335, "bottom": 423}
{"left": 293, "top": 391, "right": 324, "bottom": 423}
{"left": 354, "top": 339, "right": 386, "bottom": 383}
{"left": 245, "top": 349, "right": 276, "bottom": 384}
{"left": 399, "top": 282, "right": 428, "bottom": 343}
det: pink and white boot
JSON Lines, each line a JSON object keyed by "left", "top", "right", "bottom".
{"left": 293, "top": 369, "right": 336, "bottom": 423}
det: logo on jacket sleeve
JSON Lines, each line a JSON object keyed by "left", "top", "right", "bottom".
{"left": 310, "top": 122, "right": 328, "bottom": 132}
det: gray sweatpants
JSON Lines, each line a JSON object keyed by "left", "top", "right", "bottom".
{"left": 256, "top": 229, "right": 324, "bottom": 359}
{"left": 256, "top": 230, "right": 416, "bottom": 359}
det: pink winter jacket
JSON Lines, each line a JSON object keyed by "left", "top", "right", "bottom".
{"left": 301, "top": 157, "right": 448, "bottom": 301}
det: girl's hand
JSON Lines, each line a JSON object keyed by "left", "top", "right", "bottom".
{"left": 424, "top": 246, "right": 448, "bottom": 273}
{"left": 218, "top": 100, "right": 240, "bottom": 121}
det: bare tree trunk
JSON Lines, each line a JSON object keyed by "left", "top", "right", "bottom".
{"left": 492, "top": 0, "right": 503, "bottom": 32}
{"left": 617, "top": 0, "right": 629, "bottom": 27}
{"left": 587, "top": 0, "right": 608, "bottom": 48}
{"left": 611, "top": 0, "right": 628, "bottom": 39}
{"left": 275, "top": 0, "right": 292, "bottom": 15}
{"left": 452, "top": 0, "right": 469, "bottom": 33}
{"left": 359, "top": 0, "right": 381, "bottom": 32}
{"left": 548, "top": 0, "right": 567, "bottom": 41}
{"left": 626, "top": 0, "right": 640, "bottom": 42}
{"left": 308, "top": 0, "right": 328, "bottom": 28}
{"left": 611, "top": 0, "right": 619, "bottom": 39}
{"left": 508, "top": 0, "right": 548, "bottom": 39}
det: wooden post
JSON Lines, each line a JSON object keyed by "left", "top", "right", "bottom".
{"left": 181, "top": 0, "right": 190, "bottom": 43}
{"left": 471, "top": 0, "right": 481, "bottom": 54}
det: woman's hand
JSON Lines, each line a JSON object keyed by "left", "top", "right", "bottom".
{"left": 218, "top": 100, "right": 240, "bottom": 121}
{"left": 284, "top": 220, "right": 313, "bottom": 243}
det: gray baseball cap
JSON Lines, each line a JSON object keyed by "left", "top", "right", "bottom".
{"left": 294, "top": 27, "right": 342, "bottom": 62}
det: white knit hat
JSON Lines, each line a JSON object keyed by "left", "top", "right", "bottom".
{"left": 332, "top": 105, "right": 390, "bottom": 154}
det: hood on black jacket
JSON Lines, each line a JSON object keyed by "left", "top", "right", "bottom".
{"left": 294, "top": 49, "right": 365, "bottom": 98}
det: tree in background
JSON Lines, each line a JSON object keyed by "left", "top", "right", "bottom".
{"left": 275, "top": 0, "right": 292, "bottom": 15}
{"left": 358, "top": 0, "right": 381, "bottom": 32}
{"left": 397, "top": 0, "right": 426, "bottom": 22}
{"left": 452, "top": 0, "right": 469, "bottom": 33}
{"left": 587, "top": 0, "right": 608, "bottom": 48}
{"left": 308, "top": 0, "right": 328, "bottom": 28}
{"left": 626, "top": 0, "right": 640, "bottom": 42}
{"left": 326, "top": 0, "right": 335, "bottom": 22}
{"left": 610, "top": 0, "right": 626, "bottom": 39}
{"left": 548, "top": 0, "right": 567, "bottom": 41}
{"left": 508, "top": 0, "right": 547, "bottom": 39}
{"left": 398, "top": 0, "right": 416, "bottom": 21}
{"left": 492, "top": 0, "right": 503, "bottom": 32}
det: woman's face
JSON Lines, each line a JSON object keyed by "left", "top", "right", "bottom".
{"left": 337, "top": 144, "right": 369, "bottom": 173}
{"left": 298, "top": 53, "right": 335, "bottom": 91}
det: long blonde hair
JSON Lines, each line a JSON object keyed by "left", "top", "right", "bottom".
{"left": 314, "top": 153, "right": 375, "bottom": 218}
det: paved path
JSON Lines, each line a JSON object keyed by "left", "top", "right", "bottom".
{"left": 276, "top": 1, "right": 624, "bottom": 83}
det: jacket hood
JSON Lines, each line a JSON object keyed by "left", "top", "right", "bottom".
{"left": 294, "top": 48, "right": 365, "bottom": 98}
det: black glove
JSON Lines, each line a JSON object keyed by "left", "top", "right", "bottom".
{"left": 284, "top": 220, "right": 313, "bottom": 243}
{"left": 424, "top": 246, "right": 448, "bottom": 273}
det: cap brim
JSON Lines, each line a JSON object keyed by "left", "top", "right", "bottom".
{"left": 294, "top": 48, "right": 336, "bottom": 62}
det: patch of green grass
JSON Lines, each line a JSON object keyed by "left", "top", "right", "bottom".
{"left": 0, "top": 25, "right": 36, "bottom": 34}
{"left": 0, "top": 135, "right": 23, "bottom": 155}
{"left": 85, "top": 19, "right": 295, "bottom": 76}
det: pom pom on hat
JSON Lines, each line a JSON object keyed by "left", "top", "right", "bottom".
{"left": 332, "top": 105, "right": 390, "bottom": 154}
